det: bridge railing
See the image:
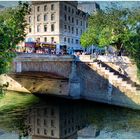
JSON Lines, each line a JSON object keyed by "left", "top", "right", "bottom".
{"left": 16, "top": 52, "right": 75, "bottom": 58}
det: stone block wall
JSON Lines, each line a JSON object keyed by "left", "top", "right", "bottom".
{"left": 0, "top": 73, "right": 69, "bottom": 96}
{"left": 77, "top": 62, "right": 140, "bottom": 109}
{"left": 21, "top": 61, "right": 71, "bottom": 78}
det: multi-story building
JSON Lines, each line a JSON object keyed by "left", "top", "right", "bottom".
{"left": 78, "top": 1, "right": 100, "bottom": 14}
{"left": 25, "top": 1, "right": 88, "bottom": 51}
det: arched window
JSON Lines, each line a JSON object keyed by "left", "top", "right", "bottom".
{"left": 65, "top": 5, "right": 67, "bottom": 11}
{"left": 44, "top": 25, "right": 47, "bottom": 32}
{"left": 51, "top": 4, "right": 54, "bottom": 10}
{"left": 51, "top": 24, "right": 55, "bottom": 32}
{"left": 44, "top": 5, "right": 47, "bottom": 11}
{"left": 37, "top": 6, "right": 40, "bottom": 12}
{"left": 44, "top": 14, "right": 47, "bottom": 21}
{"left": 51, "top": 13, "right": 55, "bottom": 21}
{"left": 44, "top": 37, "right": 47, "bottom": 42}
{"left": 51, "top": 37, "right": 54, "bottom": 42}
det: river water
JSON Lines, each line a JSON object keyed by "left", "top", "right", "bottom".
{"left": 0, "top": 91, "right": 140, "bottom": 139}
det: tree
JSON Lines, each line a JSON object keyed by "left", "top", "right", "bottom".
{"left": 80, "top": 7, "right": 140, "bottom": 77}
{"left": 0, "top": 2, "right": 29, "bottom": 74}
{"left": 80, "top": 7, "right": 140, "bottom": 50}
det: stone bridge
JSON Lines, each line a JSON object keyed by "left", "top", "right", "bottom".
{"left": 1, "top": 53, "right": 140, "bottom": 110}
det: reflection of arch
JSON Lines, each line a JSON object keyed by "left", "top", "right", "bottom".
{"left": 26, "top": 38, "right": 35, "bottom": 42}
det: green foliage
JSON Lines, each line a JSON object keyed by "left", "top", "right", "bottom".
{"left": 80, "top": 7, "right": 140, "bottom": 49}
{"left": 80, "top": 7, "right": 140, "bottom": 77}
{"left": 0, "top": 2, "right": 29, "bottom": 74}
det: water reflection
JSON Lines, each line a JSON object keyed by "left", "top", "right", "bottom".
{"left": 1, "top": 93, "right": 140, "bottom": 139}
{"left": 25, "top": 98, "right": 91, "bottom": 139}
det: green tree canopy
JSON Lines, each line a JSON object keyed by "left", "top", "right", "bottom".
{"left": 0, "top": 2, "right": 29, "bottom": 74}
{"left": 80, "top": 7, "right": 140, "bottom": 51}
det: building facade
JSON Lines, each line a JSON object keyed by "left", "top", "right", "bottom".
{"left": 26, "top": 1, "right": 88, "bottom": 51}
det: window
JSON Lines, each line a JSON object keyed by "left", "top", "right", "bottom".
{"left": 37, "top": 128, "right": 40, "bottom": 134}
{"left": 37, "top": 6, "right": 40, "bottom": 12}
{"left": 51, "top": 13, "right": 55, "bottom": 21}
{"left": 76, "top": 39, "right": 79, "bottom": 44}
{"left": 81, "top": 21, "right": 82, "bottom": 26}
{"left": 37, "top": 15, "right": 40, "bottom": 22}
{"left": 51, "top": 37, "right": 54, "bottom": 42}
{"left": 29, "top": 27, "right": 32, "bottom": 33}
{"left": 29, "top": 7, "right": 32, "bottom": 13}
{"left": 44, "top": 119, "right": 47, "bottom": 126}
{"left": 68, "top": 38, "right": 70, "bottom": 43}
{"left": 76, "top": 28, "right": 78, "bottom": 35}
{"left": 68, "top": 7, "right": 70, "bottom": 12}
{"left": 76, "top": 19, "right": 78, "bottom": 25}
{"left": 68, "top": 16, "right": 70, "bottom": 21}
{"left": 51, "top": 24, "right": 55, "bottom": 32}
{"left": 64, "top": 14, "right": 67, "bottom": 21}
{"left": 72, "top": 27, "right": 74, "bottom": 34}
{"left": 44, "top": 129, "right": 47, "bottom": 135}
{"left": 44, "top": 5, "right": 47, "bottom": 11}
{"left": 51, "top": 120, "right": 54, "bottom": 127}
{"left": 72, "top": 17, "right": 74, "bottom": 23}
{"left": 64, "top": 37, "right": 66, "bottom": 42}
{"left": 81, "top": 29, "right": 82, "bottom": 34}
{"left": 71, "top": 38, "right": 73, "bottom": 44}
{"left": 51, "top": 130, "right": 54, "bottom": 136}
{"left": 29, "top": 16, "right": 31, "bottom": 23}
{"left": 51, "top": 4, "right": 54, "bottom": 10}
{"left": 72, "top": 9, "right": 74, "bottom": 14}
{"left": 64, "top": 25, "right": 67, "bottom": 30}
{"left": 44, "top": 14, "right": 47, "bottom": 21}
{"left": 37, "top": 25, "right": 40, "bottom": 32}
{"left": 44, "top": 25, "right": 47, "bottom": 32}
{"left": 68, "top": 26, "right": 70, "bottom": 33}
{"left": 65, "top": 5, "right": 67, "bottom": 11}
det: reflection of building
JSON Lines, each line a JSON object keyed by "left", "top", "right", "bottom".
{"left": 78, "top": 2, "right": 100, "bottom": 14}
{"left": 0, "top": 5, "right": 4, "bottom": 10}
{"left": 26, "top": 102, "right": 89, "bottom": 139}
{"left": 26, "top": 1, "right": 88, "bottom": 50}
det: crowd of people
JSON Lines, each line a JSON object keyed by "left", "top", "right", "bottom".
{"left": 16, "top": 46, "right": 68, "bottom": 55}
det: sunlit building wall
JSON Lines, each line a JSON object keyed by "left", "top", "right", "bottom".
{"left": 26, "top": 1, "right": 88, "bottom": 50}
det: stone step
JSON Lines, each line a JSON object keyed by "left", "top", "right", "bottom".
{"left": 97, "top": 70, "right": 105, "bottom": 76}
{"left": 127, "top": 86, "right": 137, "bottom": 92}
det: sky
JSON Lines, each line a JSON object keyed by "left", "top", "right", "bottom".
{"left": 0, "top": 1, "right": 140, "bottom": 9}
